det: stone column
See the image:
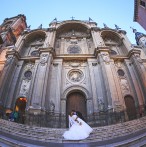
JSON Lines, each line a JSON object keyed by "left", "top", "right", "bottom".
{"left": 44, "top": 29, "right": 56, "bottom": 48}
{"left": 124, "top": 60, "right": 144, "bottom": 106}
{"left": 0, "top": 49, "right": 20, "bottom": 108}
{"left": 6, "top": 60, "right": 24, "bottom": 108}
{"left": 96, "top": 48, "right": 119, "bottom": 110}
{"left": 119, "top": 31, "right": 132, "bottom": 52}
{"left": 87, "top": 59, "right": 99, "bottom": 112}
{"left": 30, "top": 48, "right": 53, "bottom": 112}
{"left": 129, "top": 49, "right": 146, "bottom": 103}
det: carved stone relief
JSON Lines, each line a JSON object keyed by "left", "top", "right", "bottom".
{"left": 49, "top": 100, "right": 55, "bottom": 113}
{"left": 5, "top": 55, "right": 13, "bottom": 67}
{"left": 113, "top": 100, "right": 123, "bottom": 112}
{"left": 68, "top": 70, "right": 84, "bottom": 83}
{"left": 40, "top": 54, "right": 48, "bottom": 66}
{"left": 120, "top": 78, "right": 130, "bottom": 94}
{"left": 101, "top": 53, "right": 110, "bottom": 64}
{"left": 67, "top": 45, "right": 81, "bottom": 54}
{"left": 58, "top": 31, "right": 90, "bottom": 38}
{"left": 135, "top": 54, "right": 143, "bottom": 63}
{"left": 24, "top": 63, "right": 34, "bottom": 71}
{"left": 97, "top": 98, "right": 105, "bottom": 111}
{"left": 115, "top": 61, "right": 122, "bottom": 68}
{"left": 19, "top": 63, "right": 34, "bottom": 97}
{"left": 19, "top": 79, "right": 31, "bottom": 97}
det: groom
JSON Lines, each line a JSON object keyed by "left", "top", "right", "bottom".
{"left": 72, "top": 110, "right": 86, "bottom": 122}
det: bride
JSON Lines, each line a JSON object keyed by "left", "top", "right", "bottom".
{"left": 63, "top": 111, "right": 93, "bottom": 140}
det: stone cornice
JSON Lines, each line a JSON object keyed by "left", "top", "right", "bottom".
{"left": 127, "top": 49, "right": 141, "bottom": 58}
{"left": 39, "top": 47, "right": 56, "bottom": 57}
{"left": 55, "top": 54, "right": 94, "bottom": 61}
{"left": 94, "top": 47, "right": 110, "bottom": 57}
{"left": 6, "top": 49, "right": 20, "bottom": 59}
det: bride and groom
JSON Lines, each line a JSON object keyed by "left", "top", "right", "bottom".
{"left": 63, "top": 110, "right": 93, "bottom": 140}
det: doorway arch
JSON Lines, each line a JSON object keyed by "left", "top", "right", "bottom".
{"left": 124, "top": 95, "right": 137, "bottom": 120}
{"left": 66, "top": 91, "right": 87, "bottom": 127}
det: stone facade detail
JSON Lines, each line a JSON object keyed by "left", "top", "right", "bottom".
{"left": 0, "top": 18, "right": 146, "bottom": 124}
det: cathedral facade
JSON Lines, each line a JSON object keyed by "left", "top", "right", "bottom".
{"left": 0, "top": 17, "right": 146, "bottom": 127}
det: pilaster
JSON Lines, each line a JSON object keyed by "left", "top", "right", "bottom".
{"left": 96, "top": 47, "right": 119, "bottom": 110}
{"left": 128, "top": 49, "right": 146, "bottom": 103}
{"left": 29, "top": 47, "right": 53, "bottom": 111}
{"left": 0, "top": 49, "right": 20, "bottom": 107}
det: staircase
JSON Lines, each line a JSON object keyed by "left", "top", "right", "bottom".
{"left": 0, "top": 117, "right": 146, "bottom": 146}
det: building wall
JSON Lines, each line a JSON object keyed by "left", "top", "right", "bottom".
{"left": 138, "top": 0, "right": 146, "bottom": 30}
{"left": 0, "top": 19, "right": 146, "bottom": 118}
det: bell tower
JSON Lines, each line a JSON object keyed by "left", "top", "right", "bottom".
{"left": 132, "top": 28, "right": 146, "bottom": 54}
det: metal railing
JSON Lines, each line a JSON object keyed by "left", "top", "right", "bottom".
{"left": 1, "top": 105, "right": 146, "bottom": 128}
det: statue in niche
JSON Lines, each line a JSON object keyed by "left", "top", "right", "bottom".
{"left": 5, "top": 55, "right": 13, "bottom": 67}
{"left": 98, "top": 98, "right": 105, "bottom": 111}
{"left": 49, "top": 100, "right": 55, "bottom": 113}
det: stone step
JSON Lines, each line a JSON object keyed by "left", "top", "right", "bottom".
{"left": 1, "top": 116, "right": 146, "bottom": 144}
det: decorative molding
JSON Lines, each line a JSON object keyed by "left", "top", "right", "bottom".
{"left": 40, "top": 54, "right": 49, "bottom": 66}
{"left": 68, "top": 70, "right": 84, "bottom": 83}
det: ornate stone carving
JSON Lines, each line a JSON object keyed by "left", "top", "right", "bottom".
{"left": 40, "top": 54, "right": 48, "bottom": 66}
{"left": 115, "top": 61, "right": 122, "bottom": 68}
{"left": 67, "top": 45, "right": 81, "bottom": 54}
{"left": 68, "top": 70, "right": 83, "bottom": 83}
{"left": 113, "top": 100, "right": 123, "bottom": 112}
{"left": 49, "top": 100, "right": 55, "bottom": 113}
{"left": 24, "top": 63, "right": 34, "bottom": 71}
{"left": 102, "top": 53, "right": 110, "bottom": 64}
{"left": 135, "top": 54, "right": 143, "bottom": 63}
{"left": 5, "top": 55, "right": 13, "bottom": 67}
{"left": 19, "top": 79, "right": 31, "bottom": 97}
{"left": 97, "top": 98, "right": 105, "bottom": 111}
{"left": 69, "top": 62, "right": 81, "bottom": 67}
{"left": 58, "top": 31, "right": 90, "bottom": 38}
{"left": 120, "top": 78, "right": 130, "bottom": 93}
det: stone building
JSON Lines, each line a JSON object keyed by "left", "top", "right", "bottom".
{"left": 134, "top": 0, "right": 146, "bottom": 30}
{"left": 0, "top": 15, "right": 27, "bottom": 77}
{"left": 0, "top": 17, "right": 146, "bottom": 127}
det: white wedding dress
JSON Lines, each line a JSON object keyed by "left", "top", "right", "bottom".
{"left": 63, "top": 114, "right": 93, "bottom": 140}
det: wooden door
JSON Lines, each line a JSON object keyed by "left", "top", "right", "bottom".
{"left": 124, "top": 96, "right": 137, "bottom": 120}
{"left": 66, "top": 92, "right": 87, "bottom": 126}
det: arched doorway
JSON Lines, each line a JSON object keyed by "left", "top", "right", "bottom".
{"left": 15, "top": 97, "right": 27, "bottom": 123}
{"left": 66, "top": 91, "right": 87, "bottom": 127}
{"left": 124, "top": 95, "right": 137, "bottom": 120}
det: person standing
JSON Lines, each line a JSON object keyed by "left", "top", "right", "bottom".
{"left": 63, "top": 111, "right": 93, "bottom": 140}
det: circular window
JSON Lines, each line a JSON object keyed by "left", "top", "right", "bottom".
{"left": 24, "top": 71, "right": 32, "bottom": 79}
{"left": 117, "top": 69, "right": 125, "bottom": 76}
{"left": 68, "top": 70, "right": 83, "bottom": 82}
{"left": 67, "top": 45, "right": 81, "bottom": 54}
{"left": 31, "top": 50, "right": 39, "bottom": 57}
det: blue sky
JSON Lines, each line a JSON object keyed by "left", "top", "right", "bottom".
{"left": 0, "top": 0, "right": 145, "bottom": 44}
